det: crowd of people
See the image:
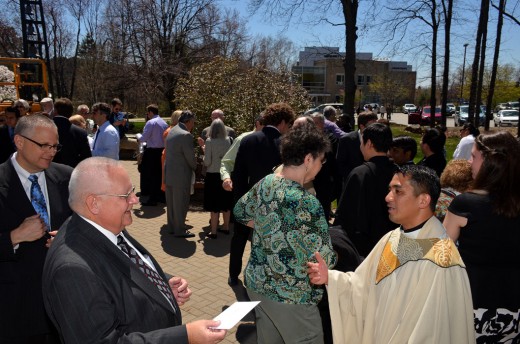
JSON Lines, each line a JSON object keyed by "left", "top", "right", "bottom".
{"left": 0, "top": 98, "right": 519, "bottom": 343}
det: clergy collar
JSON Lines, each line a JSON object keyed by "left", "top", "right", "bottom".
{"left": 400, "top": 218, "right": 429, "bottom": 234}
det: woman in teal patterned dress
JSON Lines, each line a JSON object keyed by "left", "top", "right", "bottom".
{"left": 234, "top": 121, "right": 336, "bottom": 344}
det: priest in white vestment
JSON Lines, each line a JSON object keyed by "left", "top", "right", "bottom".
{"left": 308, "top": 165, "right": 475, "bottom": 343}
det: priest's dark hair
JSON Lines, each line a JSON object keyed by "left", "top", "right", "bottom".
{"left": 397, "top": 165, "right": 440, "bottom": 212}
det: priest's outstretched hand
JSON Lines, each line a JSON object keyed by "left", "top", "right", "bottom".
{"left": 307, "top": 252, "right": 329, "bottom": 286}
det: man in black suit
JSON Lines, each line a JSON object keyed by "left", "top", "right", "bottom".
{"left": 52, "top": 97, "right": 92, "bottom": 167}
{"left": 228, "top": 102, "right": 295, "bottom": 285}
{"left": 0, "top": 106, "right": 20, "bottom": 163}
{"left": 0, "top": 114, "right": 73, "bottom": 344}
{"left": 42, "top": 157, "right": 226, "bottom": 343}
{"left": 334, "top": 123, "right": 397, "bottom": 257}
{"left": 336, "top": 112, "right": 378, "bottom": 188}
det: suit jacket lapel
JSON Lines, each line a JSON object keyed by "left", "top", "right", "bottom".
{"left": 122, "top": 229, "right": 182, "bottom": 318}
{"left": 74, "top": 216, "right": 179, "bottom": 318}
{"left": 44, "top": 165, "right": 70, "bottom": 230}
{"left": 3, "top": 160, "right": 36, "bottom": 219}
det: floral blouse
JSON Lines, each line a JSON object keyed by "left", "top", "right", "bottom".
{"left": 234, "top": 174, "right": 336, "bottom": 305}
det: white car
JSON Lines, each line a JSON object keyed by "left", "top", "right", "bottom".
{"left": 402, "top": 104, "right": 417, "bottom": 114}
{"left": 494, "top": 109, "right": 519, "bottom": 127}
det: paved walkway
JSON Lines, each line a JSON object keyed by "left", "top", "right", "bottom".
{"left": 122, "top": 159, "right": 256, "bottom": 344}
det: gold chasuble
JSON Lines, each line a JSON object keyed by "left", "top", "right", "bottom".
{"left": 327, "top": 216, "right": 475, "bottom": 343}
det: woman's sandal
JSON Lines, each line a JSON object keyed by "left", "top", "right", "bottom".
{"left": 217, "top": 228, "right": 230, "bottom": 235}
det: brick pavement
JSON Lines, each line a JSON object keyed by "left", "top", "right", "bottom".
{"left": 122, "top": 159, "right": 256, "bottom": 344}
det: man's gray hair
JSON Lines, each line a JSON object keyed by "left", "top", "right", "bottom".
{"left": 77, "top": 104, "right": 89, "bottom": 113}
{"left": 310, "top": 112, "right": 325, "bottom": 125}
{"left": 68, "top": 157, "right": 123, "bottom": 211}
{"left": 14, "top": 113, "right": 56, "bottom": 136}
{"left": 14, "top": 99, "right": 30, "bottom": 110}
{"left": 323, "top": 106, "right": 337, "bottom": 119}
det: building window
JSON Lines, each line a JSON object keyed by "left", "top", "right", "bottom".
{"left": 357, "top": 75, "right": 365, "bottom": 85}
{"left": 336, "top": 74, "right": 344, "bottom": 85}
{"left": 366, "top": 75, "right": 372, "bottom": 84}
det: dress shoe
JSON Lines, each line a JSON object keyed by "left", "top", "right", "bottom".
{"left": 174, "top": 231, "right": 195, "bottom": 238}
{"left": 205, "top": 233, "right": 217, "bottom": 239}
{"left": 228, "top": 277, "right": 239, "bottom": 286}
{"left": 217, "top": 228, "right": 230, "bottom": 235}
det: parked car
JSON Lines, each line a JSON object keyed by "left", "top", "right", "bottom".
{"left": 363, "top": 103, "right": 380, "bottom": 111}
{"left": 402, "top": 104, "right": 417, "bottom": 114}
{"left": 494, "top": 109, "right": 519, "bottom": 127}
{"left": 454, "top": 105, "right": 486, "bottom": 126}
{"left": 507, "top": 101, "right": 519, "bottom": 110}
{"left": 407, "top": 106, "right": 441, "bottom": 125}
{"left": 304, "top": 103, "right": 343, "bottom": 115}
{"left": 494, "top": 103, "right": 508, "bottom": 113}
{"left": 446, "top": 103, "right": 456, "bottom": 115}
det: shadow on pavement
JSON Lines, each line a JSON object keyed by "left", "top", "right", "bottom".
{"left": 159, "top": 225, "right": 196, "bottom": 258}
{"left": 133, "top": 205, "right": 166, "bottom": 219}
{"left": 197, "top": 225, "right": 232, "bottom": 258}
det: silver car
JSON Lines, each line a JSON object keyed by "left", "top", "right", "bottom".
{"left": 402, "top": 104, "right": 417, "bottom": 114}
{"left": 494, "top": 110, "right": 519, "bottom": 127}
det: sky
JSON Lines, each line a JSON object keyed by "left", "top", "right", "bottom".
{"left": 218, "top": 0, "right": 520, "bottom": 88}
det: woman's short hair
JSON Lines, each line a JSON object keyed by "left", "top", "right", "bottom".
{"left": 69, "top": 115, "right": 87, "bottom": 128}
{"left": 208, "top": 118, "right": 227, "bottom": 140}
{"left": 440, "top": 159, "right": 472, "bottom": 192}
{"left": 280, "top": 121, "right": 330, "bottom": 166}
{"left": 473, "top": 131, "right": 520, "bottom": 217}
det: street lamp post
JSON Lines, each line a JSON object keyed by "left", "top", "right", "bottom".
{"left": 460, "top": 43, "right": 469, "bottom": 102}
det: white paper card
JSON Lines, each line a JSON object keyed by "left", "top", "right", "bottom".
{"left": 212, "top": 301, "right": 260, "bottom": 330}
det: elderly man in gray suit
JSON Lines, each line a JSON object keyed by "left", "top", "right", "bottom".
{"left": 164, "top": 111, "right": 197, "bottom": 237}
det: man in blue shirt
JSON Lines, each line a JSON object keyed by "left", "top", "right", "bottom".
{"left": 110, "top": 98, "right": 128, "bottom": 139}
{"left": 138, "top": 104, "right": 169, "bottom": 206}
{"left": 92, "top": 103, "right": 120, "bottom": 160}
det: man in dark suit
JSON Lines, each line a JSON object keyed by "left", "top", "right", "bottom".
{"left": 334, "top": 123, "right": 397, "bottom": 257}
{"left": 336, "top": 112, "right": 378, "bottom": 187}
{"left": 42, "top": 157, "right": 225, "bottom": 343}
{"left": 164, "top": 111, "right": 197, "bottom": 237}
{"left": 0, "top": 106, "right": 20, "bottom": 163}
{"left": 52, "top": 97, "right": 92, "bottom": 167}
{"left": 0, "top": 114, "right": 73, "bottom": 344}
{"left": 228, "top": 102, "right": 295, "bottom": 285}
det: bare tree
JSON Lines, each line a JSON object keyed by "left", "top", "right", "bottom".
{"left": 384, "top": 0, "right": 442, "bottom": 127}
{"left": 440, "top": 0, "right": 453, "bottom": 127}
{"left": 485, "top": 0, "right": 506, "bottom": 131}
{"left": 468, "top": 0, "right": 489, "bottom": 126}
{"left": 248, "top": 0, "right": 359, "bottom": 124}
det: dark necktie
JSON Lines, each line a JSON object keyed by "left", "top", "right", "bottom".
{"left": 117, "top": 235, "right": 177, "bottom": 311}
{"left": 92, "top": 131, "right": 99, "bottom": 150}
{"left": 28, "top": 174, "right": 50, "bottom": 231}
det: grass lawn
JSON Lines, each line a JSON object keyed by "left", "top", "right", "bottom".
{"left": 390, "top": 125, "right": 459, "bottom": 163}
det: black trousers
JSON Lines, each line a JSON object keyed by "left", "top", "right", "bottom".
{"left": 140, "top": 147, "right": 164, "bottom": 202}
{"left": 228, "top": 221, "right": 251, "bottom": 279}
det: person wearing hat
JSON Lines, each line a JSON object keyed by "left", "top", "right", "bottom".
{"left": 164, "top": 110, "right": 197, "bottom": 237}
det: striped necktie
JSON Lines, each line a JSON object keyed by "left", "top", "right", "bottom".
{"left": 117, "top": 235, "right": 177, "bottom": 312}
{"left": 28, "top": 174, "right": 50, "bottom": 231}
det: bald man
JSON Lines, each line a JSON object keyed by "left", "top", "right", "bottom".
{"left": 42, "top": 157, "right": 226, "bottom": 343}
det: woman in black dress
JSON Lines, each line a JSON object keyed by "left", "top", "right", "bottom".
{"left": 444, "top": 131, "right": 520, "bottom": 343}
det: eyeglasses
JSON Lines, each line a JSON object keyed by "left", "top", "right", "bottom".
{"left": 20, "top": 134, "right": 62, "bottom": 152}
{"left": 97, "top": 186, "right": 135, "bottom": 201}
{"left": 321, "top": 157, "right": 327, "bottom": 165}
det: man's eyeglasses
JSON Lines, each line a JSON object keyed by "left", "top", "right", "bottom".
{"left": 97, "top": 186, "right": 136, "bottom": 201}
{"left": 20, "top": 134, "right": 62, "bottom": 152}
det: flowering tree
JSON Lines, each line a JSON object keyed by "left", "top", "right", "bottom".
{"left": 175, "top": 56, "right": 311, "bottom": 135}
{"left": 0, "top": 66, "right": 17, "bottom": 102}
